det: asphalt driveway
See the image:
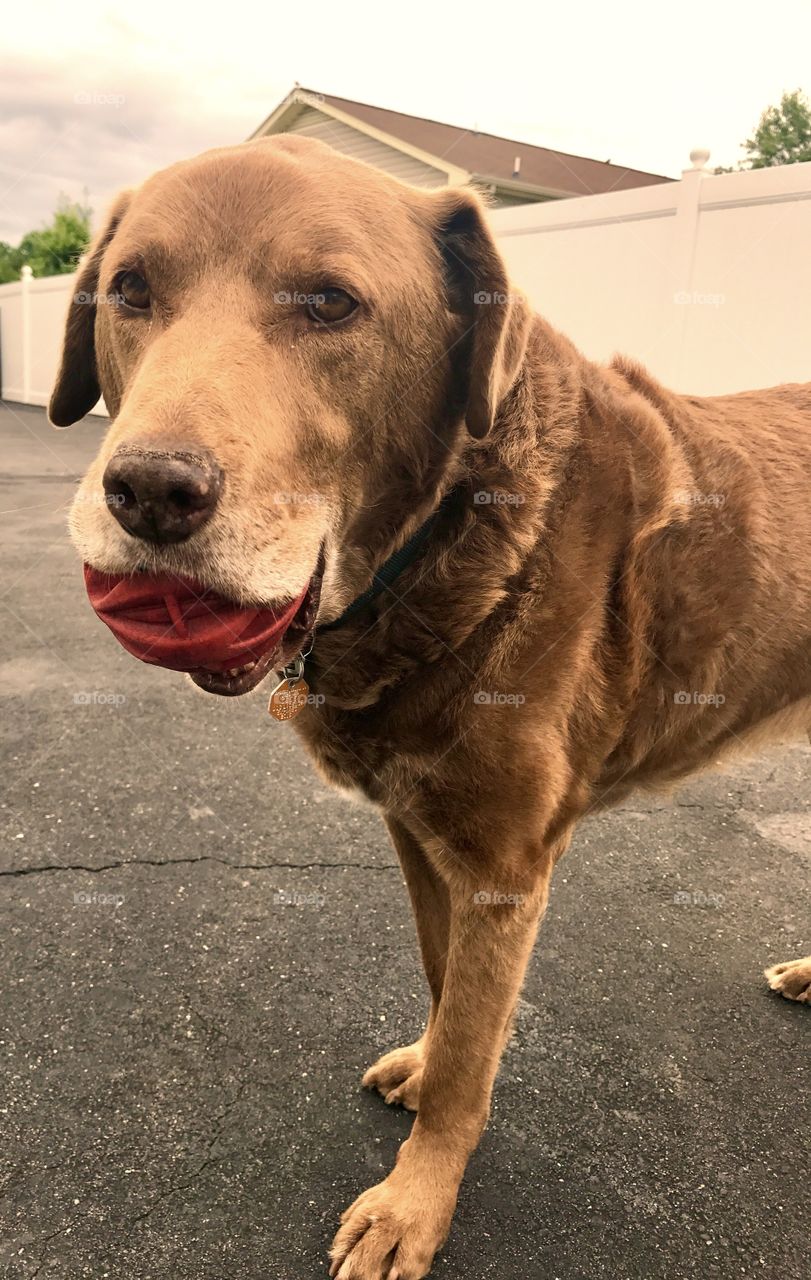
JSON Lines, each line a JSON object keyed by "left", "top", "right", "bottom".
{"left": 0, "top": 402, "right": 808, "bottom": 1279}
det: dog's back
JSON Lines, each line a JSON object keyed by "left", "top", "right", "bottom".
{"left": 591, "top": 357, "right": 811, "bottom": 797}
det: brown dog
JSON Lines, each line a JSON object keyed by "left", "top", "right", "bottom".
{"left": 50, "top": 135, "right": 811, "bottom": 1279}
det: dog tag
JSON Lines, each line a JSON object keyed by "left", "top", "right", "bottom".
{"left": 268, "top": 654, "right": 311, "bottom": 722}
{"left": 268, "top": 676, "right": 309, "bottom": 721}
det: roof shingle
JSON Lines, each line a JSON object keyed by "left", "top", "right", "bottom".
{"left": 309, "top": 90, "right": 672, "bottom": 196}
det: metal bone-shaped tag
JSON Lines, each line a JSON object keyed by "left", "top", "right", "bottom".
{"left": 268, "top": 655, "right": 310, "bottom": 722}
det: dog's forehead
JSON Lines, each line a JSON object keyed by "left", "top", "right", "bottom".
{"left": 114, "top": 139, "right": 428, "bottom": 275}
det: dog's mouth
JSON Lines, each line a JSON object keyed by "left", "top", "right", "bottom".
{"left": 83, "top": 558, "right": 324, "bottom": 698}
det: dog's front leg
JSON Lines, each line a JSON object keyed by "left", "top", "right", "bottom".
{"left": 362, "top": 817, "right": 450, "bottom": 1111}
{"left": 330, "top": 865, "right": 549, "bottom": 1280}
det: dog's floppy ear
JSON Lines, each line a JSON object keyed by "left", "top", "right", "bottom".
{"left": 48, "top": 191, "right": 132, "bottom": 428}
{"left": 430, "top": 188, "right": 531, "bottom": 439}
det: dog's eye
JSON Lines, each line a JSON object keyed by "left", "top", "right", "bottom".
{"left": 117, "top": 271, "right": 151, "bottom": 310}
{"left": 306, "top": 288, "right": 357, "bottom": 325}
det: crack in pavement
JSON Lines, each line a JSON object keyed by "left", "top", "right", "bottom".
{"left": 24, "top": 1215, "right": 93, "bottom": 1279}
{"left": 22, "top": 1084, "right": 251, "bottom": 1275}
{"left": 0, "top": 856, "right": 401, "bottom": 879}
{"left": 107, "top": 1080, "right": 249, "bottom": 1248}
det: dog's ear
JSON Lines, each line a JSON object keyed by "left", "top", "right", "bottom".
{"left": 48, "top": 191, "right": 132, "bottom": 427}
{"left": 429, "top": 188, "right": 532, "bottom": 439}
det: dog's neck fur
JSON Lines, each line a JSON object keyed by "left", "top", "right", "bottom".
{"left": 307, "top": 316, "right": 591, "bottom": 711}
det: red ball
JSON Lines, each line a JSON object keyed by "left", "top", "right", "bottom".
{"left": 84, "top": 566, "right": 307, "bottom": 674}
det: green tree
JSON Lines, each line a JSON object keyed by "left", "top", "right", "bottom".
{"left": 0, "top": 196, "right": 92, "bottom": 281}
{"left": 743, "top": 89, "right": 811, "bottom": 169}
{"left": 0, "top": 241, "right": 23, "bottom": 284}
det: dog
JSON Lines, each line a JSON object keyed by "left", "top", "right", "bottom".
{"left": 50, "top": 134, "right": 811, "bottom": 1280}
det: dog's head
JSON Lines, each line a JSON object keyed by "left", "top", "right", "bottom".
{"left": 53, "top": 135, "right": 530, "bottom": 695}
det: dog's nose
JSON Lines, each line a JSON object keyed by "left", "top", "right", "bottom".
{"left": 102, "top": 444, "right": 223, "bottom": 544}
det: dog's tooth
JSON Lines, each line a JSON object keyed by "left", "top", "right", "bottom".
{"left": 223, "top": 660, "right": 258, "bottom": 678}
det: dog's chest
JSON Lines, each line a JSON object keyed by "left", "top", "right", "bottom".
{"left": 293, "top": 705, "right": 431, "bottom": 812}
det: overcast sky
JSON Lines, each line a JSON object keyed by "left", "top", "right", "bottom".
{"left": 2, "top": 0, "right": 810, "bottom": 241}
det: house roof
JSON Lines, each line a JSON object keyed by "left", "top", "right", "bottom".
{"left": 256, "top": 89, "right": 672, "bottom": 197}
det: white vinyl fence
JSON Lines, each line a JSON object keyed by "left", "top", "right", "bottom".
{"left": 0, "top": 267, "right": 110, "bottom": 414}
{"left": 1, "top": 150, "right": 810, "bottom": 411}
{"left": 489, "top": 150, "right": 811, "bottom": 396}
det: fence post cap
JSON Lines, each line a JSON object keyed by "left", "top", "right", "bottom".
{"left": 21, "top": 264, "right": 33, "bottom": 279}
{"left": 688, "top": 147, "right": 711, "bottom": 171}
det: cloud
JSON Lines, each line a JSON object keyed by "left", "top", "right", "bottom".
{"left": 0, "top": 49, "right": 274, "bottom": 240}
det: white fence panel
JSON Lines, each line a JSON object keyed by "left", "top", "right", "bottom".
{"left": 490, "top": 152, "right": 811, "bottom": 396}
{"left": 0, "top": 282, "right": 25, "bottom": 404}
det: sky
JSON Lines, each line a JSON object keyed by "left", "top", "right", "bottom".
{"left": 1, "top": 0, "right": 810, "bottom": 241}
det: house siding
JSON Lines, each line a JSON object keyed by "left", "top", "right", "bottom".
{"left": 280, "top": 107, "right": 450, "bottom": 188}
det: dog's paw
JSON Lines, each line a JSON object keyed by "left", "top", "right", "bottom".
{"left": 765, "top": 956, "right": 811, "bottom": 1003}
{"left": 362, "top": 1041, "right": 425, "bottom": 1111}
{"left": 329, "top": 1163, "right": 455, "bottom": 1279}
